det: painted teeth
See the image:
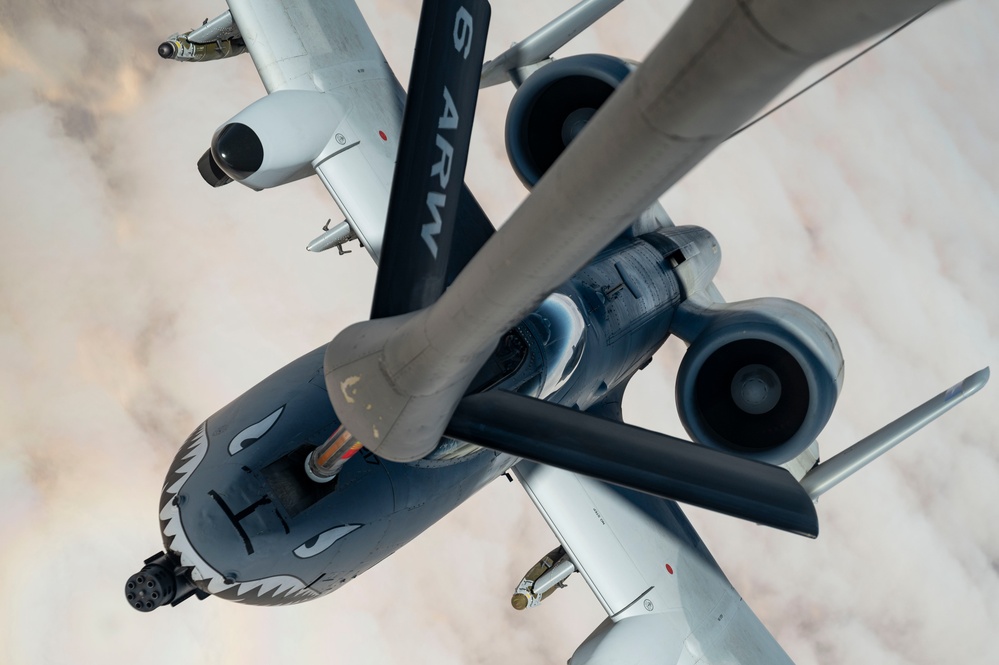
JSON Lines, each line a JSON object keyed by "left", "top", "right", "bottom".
{"left": 159, "top": 421, "right": 316, "bottom": 605}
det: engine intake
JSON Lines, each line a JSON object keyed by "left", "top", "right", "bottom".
{"left": 673, "top": 298, "right": 843, "bottom": 465}
{"left": 505, "top": 54, "right": 633, "bottom": 188}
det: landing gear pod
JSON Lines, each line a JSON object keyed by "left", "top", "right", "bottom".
{"left": 206, "top": 90, "right": 347, "bottom": 191}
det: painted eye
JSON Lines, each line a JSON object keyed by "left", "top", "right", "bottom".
{"left": 294, "top": 524, "right": 362, "bottom": 559}
{"left": 228, "top": 406, "right": 285, "bottom": 455}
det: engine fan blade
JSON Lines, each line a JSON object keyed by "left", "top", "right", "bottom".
{"left": 447, "top": 391, "right": 819, "bottom": 537}
{"left": 370, "top": 0, "right": 492, "bottom": 319}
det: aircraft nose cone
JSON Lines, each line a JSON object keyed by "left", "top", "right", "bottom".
{"left": 211, "top": 123, "right": 264, "bottom": 181}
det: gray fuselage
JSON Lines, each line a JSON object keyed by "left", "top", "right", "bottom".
{"left": 158, "top": 226, "right": 717, "bottom": 606}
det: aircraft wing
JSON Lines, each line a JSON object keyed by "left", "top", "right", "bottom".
{"left": 225, "top": 0, "right": 496, "bottom": 268}
{"left": 513, "top": 461, "right": 796, "bottom": 664}
{"left": 225, "top": 0, "right": 402, "bottom": 260}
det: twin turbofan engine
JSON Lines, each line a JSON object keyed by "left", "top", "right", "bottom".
{"left": 506, "top": 55, "right": 843, "bottom": 465}
{"left": 671, "top": 298, "right": 844, "bottom": 465}
{"left": 505, "top": 54, "right": 634, "bottom": 187}
{"left": 198, "top": 90, "right": 346, "bottom": 189}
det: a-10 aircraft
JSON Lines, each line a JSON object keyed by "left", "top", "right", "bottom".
{"left": 128, "top": 0, "right": 989, "bottom": 662}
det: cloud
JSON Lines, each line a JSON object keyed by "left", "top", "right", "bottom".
{"left": 0, "top": 1, "right": 996, "bottom": 664}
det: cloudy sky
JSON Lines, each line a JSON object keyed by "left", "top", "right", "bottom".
{"left": 1, "top": 1, "right": 996, "bottom": 664}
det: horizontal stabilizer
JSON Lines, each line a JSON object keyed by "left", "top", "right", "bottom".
{"left": 480, "top": 0, "right": 624, "bottom": 87}
{"left": 447, "top": 391, "right": 819, "bottom": 537}
{"left": 801, "top": 368, "right": 989, "bottom": 499}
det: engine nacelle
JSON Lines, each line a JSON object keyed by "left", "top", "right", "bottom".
{"left": 207, "top": 90, "right": 346, "bottom": 190}
{"left": 673, "top": 298, "right": 843, "bottom": 465}
{"left": 505, "top": 54, "right": 633, "bottom": 188}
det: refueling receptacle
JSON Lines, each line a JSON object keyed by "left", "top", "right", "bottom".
{"left": 305, "top": 425, "right": 364, "bottom": 483}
